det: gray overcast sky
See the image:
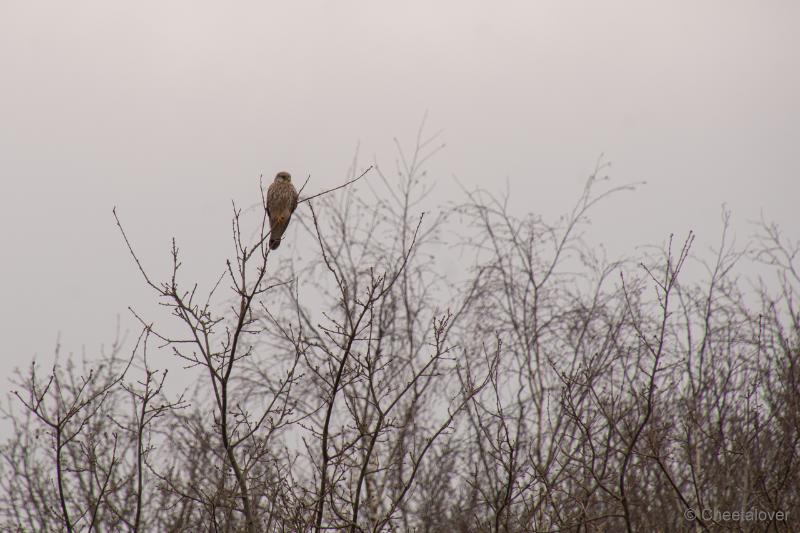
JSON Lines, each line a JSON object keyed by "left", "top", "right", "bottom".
{"left": 1, "top": 1, "right": 798, "bottom": 392}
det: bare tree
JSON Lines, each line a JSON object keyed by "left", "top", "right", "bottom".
{"left": 2, "top": 129, "right": 798, "bottom": 532}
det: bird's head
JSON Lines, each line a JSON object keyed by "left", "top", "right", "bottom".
{"left": 275, "top": 171, "right": 292, "bottom": 182}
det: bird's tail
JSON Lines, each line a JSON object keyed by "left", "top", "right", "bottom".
{"left": 269, "top": 214, "right": 288, "bottom": 250}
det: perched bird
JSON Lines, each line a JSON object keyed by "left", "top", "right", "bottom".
{"left": 266, "top": 171, "right": 299, "bottom": 250}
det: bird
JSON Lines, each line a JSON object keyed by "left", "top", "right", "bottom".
{"left": 266, "top": 171, "right": 298, "bottom": 250}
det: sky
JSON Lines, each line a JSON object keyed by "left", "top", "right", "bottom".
{"left": 1, "top": 1, "right": 798, "bottom": 419}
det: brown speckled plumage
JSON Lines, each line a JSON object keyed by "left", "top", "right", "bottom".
{"left": 266, "top": 171, "right": 298, "bottom": 250}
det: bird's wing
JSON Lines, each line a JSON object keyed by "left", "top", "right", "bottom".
{"left": 266, "top": 182, "right": 276, "bottom": 218}
{"left": 290, "top": 184, "right": 298, "bottom": 214}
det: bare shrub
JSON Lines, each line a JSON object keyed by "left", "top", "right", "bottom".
{"left": 2, "top": 132, "right": 798, "bottom": 532}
